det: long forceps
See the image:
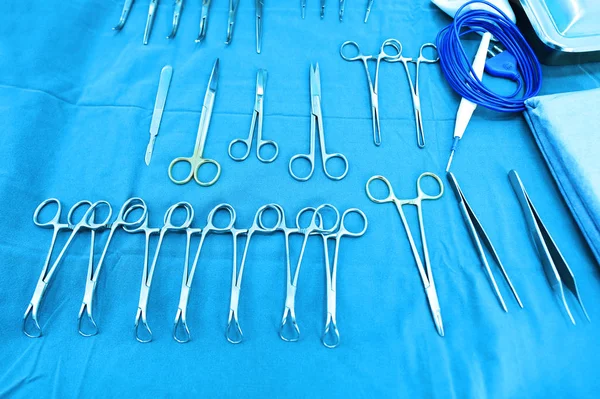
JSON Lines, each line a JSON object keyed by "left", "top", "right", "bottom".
{"left": 130, "top": 202, "right": 193, "bottom": 342}
{"left": 256, "top": 0, "right": 264, "bottom": 53}
{"left": 169, "top": 58, "right": 221, "bottom": 186}
{"left": 173, "top": 204, "right": 238, "bottom": 343}
{"left": 23, "top": 200, "right": 103, "bottom": 337}
{"left": 78, "top": 198, "right": 149, "bottom": 337}
{"left": 340, "top": 39, "right": 402, "bottom": 146}
{"left": 289, "top": 64, "right": 348, "bottom": 181}
{"left": 278, "top": 204, "right": 340, "bottom": 342}
{"left": 225, "top": 0, "right": 240, "bottom": 44}
{"left": 447, "top": 173, "right": 523, "bottom": 311}
{"left": 366, "top": 172, "right": 445, "bottom": 336}
{"left": 321, "top": 208, "right": 367, "bottom": 348}
{"left": 226, "top": 204, "right": 282, "bottom": 343}
{"left": 143, "top": 0, "right": 159, "bottom": 45}
{"left": 509, "top": 170, "right": 589, "bottom": 324}
{"left": 229, "top": 70, "right": 278, "bottom": 163}
{"left": 196, "top": 0, "right": 212, "bottom": 43}
{"left": 167, "top": 0, "right": 184, "bottom": 39}
{"left": 113, "top": 0, "right": 135, "bottom": 31}
{"left": 393, "top": 43, "right": 439, "bottom": 148}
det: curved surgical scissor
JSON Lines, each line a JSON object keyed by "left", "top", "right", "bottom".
{"left": 289, "top": 64, "right": 348, "bottom": 182}
{"left": 366, "top": 172, "right": 445, "bottom": 336}
{"left": 340, "top": 38, "right": 402, "bottom": 146}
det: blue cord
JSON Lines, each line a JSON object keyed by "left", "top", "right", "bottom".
{"left": 436, "top": 0, "right": 542, "bottom": 112}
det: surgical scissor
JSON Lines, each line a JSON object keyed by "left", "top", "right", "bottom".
{"left": 23, "top": 200, "right": 111, "bottom": 338}
{"left": 228, "top": 70, "right": 278, "bottom": 163}
{"left": 277, "top": 204, "right": 340, "bottom": 342}
{"left": 256, "top": 0, "right": 264, "bottom": 53}
{"left": 366, "top": 172, "right": 445, "bottom": 336}
{"left": 226, "top": 0, "right": 240, "bottom": 44}
{"left": 128, "top": 202, "right": 193, "bottom": 342}
{"left": 393, "top": 43, "right": 439, "bottom": 148}
{"left": 173, "top": 204, "right": 238, "bottom": 343}
{"left": 78, "top": 198, "right": 148, "bottom": 337}
{"left": 340, "top": 39, "right": 402, "bottom": 146}
{"left": 226, "top": 204, "right": 282, "bottom": 343}
{"left": 289, "top": 64, "right": 348, "bottom": 181}
{"left": 196, "top": 0, "right": 212, "bottom": 43}
{"left": 169, "top": 58, "right": 221, "bottom": 186}
{"left": 321, "top": 208, "right": 367, "bottom": 348}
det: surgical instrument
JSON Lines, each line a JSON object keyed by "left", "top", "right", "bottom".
{"left": 23, "top": 200, "right": 108, "bottom": 337}
{"left": 364, "top": 0, "right": 374, "bottom": 22}
{"left": 339, "top": 0, "right": 345, "bottom": 21}
{"left": 173, "top": 204, "right": 238, "bottom": 343}
{"left": 340, "top": 39, "right": 402, "bottom": 146}
{"left": 301, "top": 0, "right": 306, "bottom": 18}
{"left": 278, "top": 204, "right": 340, "bottom": 342}
{"left": 447, "top": 172, "right": 523, "bottom": 311}
{"left": 226, "top": 0, "right": 240, "bottom": 44}
{"left": 509, "top": 170, "right": 590, "bottom": 324}
{"left": 78, "top": 199, "right": 151, "bottom": 337}
{"left": 321, "top": 208, "right": 367, "bottom": 348}
{"left": 113, "top": 0, "right": 135, "bottom": 31}
{"left": 229, "top": 70, "right": 278, "bottom": 163}
{"left": 167, "top": 0, "right": 184, "bottom": 39}
{"left": 394, "top": 42, "right": 439, "bottom": 148}
{"left": 226, "top": 204, "right": 282, "bottom": 343}
{"left": 145, "top": 65, "right": 173, "bottom": 166}
{"left": 256, "top": 0, "right": 264, "bottom": 53}
{"left": 301, "top": 0, "right": 326, "bottom": 19}
{"left": 366, "top": 172, "right": 445, "bottom": 336}
{"left": 143, "top": 0, "right": 159, "bottom": 45}
{"left": 169, "top": 58, "right": 221, "bottom": 186}
{"left": 196, "top": 0, "right": 212, "bottom": 43}
{"left": 289, "top": 64, "right": 348, "bottom": 181}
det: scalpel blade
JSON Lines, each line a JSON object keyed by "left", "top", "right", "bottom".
{"left": 145, "top": 65, "right": 173, "bottom": 165}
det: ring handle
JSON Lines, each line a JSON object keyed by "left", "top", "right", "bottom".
{"left": 257, "top": 140, "right": 279, "bottom": 163}
{"left": 418, "top": 43, "right": 439, "bottom": 63}
{"left": 380, "top": 38, "right": 403, "bottom": 61}
{"left": 163, "top": 202, "right": 195, "bottom": 229}
{"left": 338, "top": 208, "right": 368, "bottom": 237}
{"left": 289, "top": 153, "right": 315, "bottom": 182}
{"left": 416, "top": 172, "right": 444, "bottom": 200}
{"left": 253, "top": 204, "right": 283, "bottom": 232}
{"left": 340, "top": 41, "right": 365, "bottom": 61}
{"left": 365, "top": 175, "right": 396, "bottom": 204}
{"left": 168, "top": 157, "right": 195, "bottom": 185}
{"left": 33, "top": 198, "right": 62, "bottom": 228}
{"left": 228, "top": 138, "right": 251, "bottom": 162}
{"left": 323, "top": 153, "right": 348, "bottom": 181}
{"left": 205, "top": 203, "right": 236, "bottom": 231}
{"left": 194, "top": 159, "right": 221, "bottom": 187}
{"left": 66, "top": 200, "right": 94, "bottom": 227}
{"left": 85, "top": 201, "right": 113, "bottom": 229}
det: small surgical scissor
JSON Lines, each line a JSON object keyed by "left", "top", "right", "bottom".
{"left": 23, "top": 200, "right": 111, "bottom": 338}
{"left": 226, "top": 0, "right": 240, "bottom": 44}
{"left": 289, "top": 64, "right": 348, "bottom": 181}
{"left": 321, "top": 208, "right": 367, "bottom": 348}
{"left": 229, "top": 69, "right": 278, "bottom": 163}
{"left": 256, "top": 0, "right": 264, "bottom": 53}
{"left": 226, "top": 204, "right": 282, "bottom": 343}
{"left": 129, "top": 202, "right": 193, "bottom": 343}
{"left": 173, "top": 204, "right": 238, "bottom": 343}
{"left": 394, "top": 43, "right": 439, "bottom": 148}
{"left": 366, "top": 172, "right": 445, "bottom": 336}
{"left": 78, "top": 198, "right": 149, "bottom": 337}
{"left": 340, "top": 39, "right": 402, "bottom": 146}
{"left": 196, "top": 0, "right": 212, "bottom": 43}
{"left": 169, "top": 59, "right": 221, "bottom": 186}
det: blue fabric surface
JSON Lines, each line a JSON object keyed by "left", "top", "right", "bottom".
{"left": 1, "top": 1, "right": 600, "bottom": 397}
{"left": 525, "top": 88, "right": 600, "bottom": 265}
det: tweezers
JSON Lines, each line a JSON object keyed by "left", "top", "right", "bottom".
{"left": 509, "top": 170, "right": 590, "bottom": 324}
{"left": 447, "top": 172, "right": 523, "bottom": 311}
{"left": 226, "top": 0, "right": 240, "bottom": 44}
{"left": 196, "top": 0, "right": 212, "bottom": 43}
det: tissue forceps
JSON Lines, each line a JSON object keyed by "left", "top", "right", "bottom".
{"left": 225, "top": 0, "right": 240, "bottom": 44}
{"left": 340, "top": 39, "right": 402, "bottom": 146}
{"left": 447, "top": 173, "right": 523, "bottom": 311}
{"left": 174, "top": 204, "right": 238, "bottom": 343}
{"left": 393, "top": 43, "right": 439, "bottom": 148}
{"left": 167, "top": 0, "right": 184, "bottom": 39}
{"left": 289, "top": 64, "right": 348, "bottom": 181}
{"left": 196, "top": 0, "right": 212, "bottom": 43}
{"left": 509, "top": 170, "right": 589, "bottom": 324}
{"left": 278, "top": 204, "right": 340, "bottom": 342}
{"left": 366, "top": 172, "right": 445, "bottom": 336}
{"left": 228, "top": 70, "right": 278, "bottom": 163}
{"left": 169, "top": 59, "right": 221, "bottom": 186}
{"left": 256, "top": 0, "right": 263, "bottom": 53}
{"left": 226, "top": 204, "right": 282, "bottom": 343}
{"left": 23, "top": 200, "right": 104, "bottom": 337}
{"left": 113, "top": 0, "right": 135, "bottom": 31}
{"left": 143, "top": 0, "right": 159, "bottom": 45}
{"left": 78, "top": 199, "right": 150, "bottom": 337}
{"left": 321, "top": 208, "right": 367, "bottom": 348}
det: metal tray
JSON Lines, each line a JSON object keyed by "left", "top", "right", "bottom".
{"left": 510, "top": 0, "right": 600, "bottom": 65}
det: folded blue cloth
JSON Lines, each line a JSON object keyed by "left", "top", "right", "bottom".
{"left": 525, "top": 88, "right": 600, "bottom": 265}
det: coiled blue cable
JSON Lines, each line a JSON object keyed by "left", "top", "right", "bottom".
{"left": 436, "top": 0, "right": 542, "bottom": 112}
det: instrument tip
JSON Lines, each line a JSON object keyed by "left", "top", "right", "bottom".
{"left": 445, "top": 151, "right": 455, "bottom": 172}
